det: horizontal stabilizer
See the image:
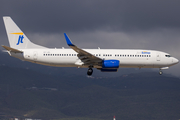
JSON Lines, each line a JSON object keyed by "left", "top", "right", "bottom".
{"left": 2, "top": 45, "right": 23, "bottom": 53}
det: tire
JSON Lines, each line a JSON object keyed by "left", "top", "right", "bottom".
{"left": 159, "top": 71, "right": 163, "bottom": 75}
{"left": 87, "top": 68, "right": 93, "bottom": 76}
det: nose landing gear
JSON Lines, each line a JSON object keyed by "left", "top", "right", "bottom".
{"left": 159, "top": 70, "right": 163, "bottom": 75}
{"left": 159, "top": 67, "right": 169, "bottom": 75}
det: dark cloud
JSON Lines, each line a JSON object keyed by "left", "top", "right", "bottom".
{"left": 0, "top": 0, "right": 180, "bottom": 77}
{"left": 1, "top": 0, "right": 180, "bottom": 34}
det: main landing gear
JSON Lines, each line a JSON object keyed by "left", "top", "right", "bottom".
{"left": 87, "top": 68, "right": 93, "bottom": 76}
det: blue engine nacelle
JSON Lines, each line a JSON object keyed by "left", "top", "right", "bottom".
{"left": 102, "top": 60, "right": 120, "bottom": 68}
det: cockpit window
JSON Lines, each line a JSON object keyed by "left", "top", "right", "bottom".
{"left": 165, "top": 55, "right": 171, "bottom": 57}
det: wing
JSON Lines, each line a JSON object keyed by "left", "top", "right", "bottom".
{"left": 64, "top": 33, "right": 102, "bottom": 66}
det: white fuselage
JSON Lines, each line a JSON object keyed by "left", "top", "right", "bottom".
{"left": 9, "top": 48, "right": 178, "bottom": 69}
{"left": 3, "top": 16, "right": 179, "bottom": 75}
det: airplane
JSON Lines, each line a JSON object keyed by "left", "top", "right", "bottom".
{"left": 2, "top": 16, "right": 179, "bottom": 76}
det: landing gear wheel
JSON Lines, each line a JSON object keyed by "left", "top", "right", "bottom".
{"left": 87, "top": 68, "right": 93, "bottom": 76}
{"left": 159, "top": 71, "right": 163, "bottom": 75}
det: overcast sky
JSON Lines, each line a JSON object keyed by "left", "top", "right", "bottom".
{"left": 0, "top": 0, "right": 180, "bottom": 76}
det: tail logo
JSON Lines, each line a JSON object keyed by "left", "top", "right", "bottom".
{"left": 10, "top": 32, "right": 24, "bottom": 45}
{"left": 16, "top": 35, "right": 24, "bottom": 45}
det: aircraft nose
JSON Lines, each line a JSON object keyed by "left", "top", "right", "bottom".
{"left": 173, "top": 58, "right": 179, "bottom": 64}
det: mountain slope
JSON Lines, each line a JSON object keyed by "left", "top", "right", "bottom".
{"left": 0, "top": 66, "right": 180, "bottom": 120}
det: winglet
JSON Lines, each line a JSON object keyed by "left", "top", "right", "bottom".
{"left": 64, "top": 33, "right": 74, "bottom": 46}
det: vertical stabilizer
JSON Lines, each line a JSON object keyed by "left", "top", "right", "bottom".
{"left": 3, "top": 16, "right": 47, "bottom": 49}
